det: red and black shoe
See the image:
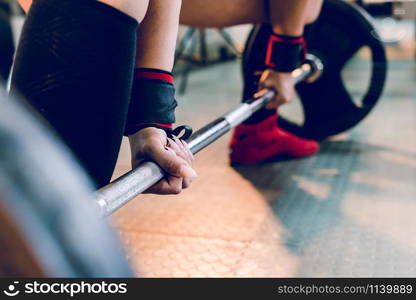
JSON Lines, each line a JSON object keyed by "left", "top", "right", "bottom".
{"left": 229, "top": 114, "right": 319, "bottom": 165}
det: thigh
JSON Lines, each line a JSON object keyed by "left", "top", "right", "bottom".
{"left": 12, "top": 0, "right": 138, "bottom": 188}
{"left": 180, "top": 0, "right": 266, "bottom": 27}
{"left": 17, "top": 0, "right": 31, "bottom": 12}
{"left": 18, "top": 0, "right": 149, "bottom": 21}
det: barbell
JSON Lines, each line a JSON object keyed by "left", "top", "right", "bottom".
{"left": 95, "top": 54, "right": 323, "bottom": 216}
{"left": 0, "top": 54, "right": 321, "bottom": 277}
{"left": 0, "top": 0, "right": 387, "bottom": 276}
{"left": 96, "top": 0, "right": 388, "bottom": 216}
{"left": 0, "top": 54, "right": 320, "bottom": 276}
{"left": 243, "top": 0, "right": 387, "bottom": 140}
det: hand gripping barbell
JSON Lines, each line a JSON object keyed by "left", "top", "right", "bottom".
{"left": 96, "top": 0, "right": 388, "bottom": 216}
{"left": 95, "top": 54, "right": 324, "bottom": 216}
{"left": 0, "top": 0, "right": 387, "bottom": 277}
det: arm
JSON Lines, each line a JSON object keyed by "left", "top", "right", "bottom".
{"left": 269, "top": 0, "right": 323, "bottom": 36}
{"left": 127, "top": 0, "right": 197, "bottom": 194}
{"left": 17, "top": 0, "right": 196, "bottom": 194}
{"left": 261, "top": 0, "right": 323, "bottom": 108}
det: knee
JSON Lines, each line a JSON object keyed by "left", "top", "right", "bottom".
{"left": 18, "top": 0, "right": 31, "bottom": 12}
{"left": 305, "top": 11, "right": 319, "bottom": 25}
{"left": 98, "top": 0, "right": 150, "bottom": 21}
{"left": 305, "top": 0, "right": 323, "bottom": 25}
{"left": 18, "top": 0, "right": 149, "bottom": 21}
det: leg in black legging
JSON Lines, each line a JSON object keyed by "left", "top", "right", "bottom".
{"left": 11, "top": 0, "right": 139, "bottom": 187}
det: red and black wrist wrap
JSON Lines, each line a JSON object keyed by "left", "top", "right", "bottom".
{"left": 124, "top": 68, "right": 177, "bottom": 136}
{"left": 265, "top": 33, "right": 307, "bottom": 73}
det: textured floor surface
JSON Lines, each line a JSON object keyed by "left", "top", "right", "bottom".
{"left": 111, "top": 29, "right": 416, "bottom": 277}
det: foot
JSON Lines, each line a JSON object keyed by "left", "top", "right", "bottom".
{"left": 229, "top": 114, "right": 319, "bottom": 164}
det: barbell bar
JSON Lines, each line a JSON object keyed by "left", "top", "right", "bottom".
{"left": 242, "top": 0, "right": 388, "bottom": 140}
{"left": 95, "top": 54, "right": 324, "bottom": 216}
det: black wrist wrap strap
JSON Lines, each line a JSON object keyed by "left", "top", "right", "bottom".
{"left": 124, "top": 68, "right": 177, "bottom": 136}
{"left": 265, "top": 33, "right": 307, "bottom": 73}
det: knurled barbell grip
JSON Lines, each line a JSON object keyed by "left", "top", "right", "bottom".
{"left": 95, "top": 55, "right": 322, "bottom": 216}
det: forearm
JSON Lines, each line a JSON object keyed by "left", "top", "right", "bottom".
{"left": 269, "top": 0, "right": 323, "bottom": 36}
{"left": 126, "top": 0, "right": 182, "bottom": 135}
{"left": 135, "top": 0, "right": 182, "bottom": 71}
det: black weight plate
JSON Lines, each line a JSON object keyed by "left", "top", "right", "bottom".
{"left": 0, "top": 8, "right": 14, "bottom": 83}
{"left": 242, "top": 0, "right": 388, "bottom": 140}
{"left": 0, "top": 88, "right": 132, "bottom": 277}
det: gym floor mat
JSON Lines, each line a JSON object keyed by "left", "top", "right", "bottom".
{"left": 113, "top": 48, "right": 416, "bottom": 277}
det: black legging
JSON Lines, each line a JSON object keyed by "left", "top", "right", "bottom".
{"left": 10, "top": 0, "right": 139, "bottom": 188}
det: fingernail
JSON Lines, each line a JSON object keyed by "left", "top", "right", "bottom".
{"left": 180, "top": 165, "right": 197, "bottom": 178}
{"left": 181, "top": 140, "right": 189, "bottom": 148}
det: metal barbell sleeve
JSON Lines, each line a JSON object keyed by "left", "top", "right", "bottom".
{"left": 95, "top": 54, "right": 323, "bottom": 216}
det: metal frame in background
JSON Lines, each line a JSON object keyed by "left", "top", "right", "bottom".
{"left": 96, "top": 55, "right": 323, "bottom": 216}
{"left": 174, "top": 27, "right": 243, "bottom": 94}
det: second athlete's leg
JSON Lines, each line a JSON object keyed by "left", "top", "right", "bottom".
{"left": 180, "top": 0, "right": 266, "bottom": 27}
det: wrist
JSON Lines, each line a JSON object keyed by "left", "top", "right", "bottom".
{"left": 265, "top": 32, "right": 306, "bottom": 73}
{"left": 272, "top": 25, "right": 303, "bottom": 38}
{"left": 128, "top": 126, "right": 166, "bottom": 138}
{"left": 128, "top": 127, "right": 167, "bottom": 151}
{"left": 125, "top": 122, "right": 173, "bottom": 136}
{"left": 124, "top": 68, "right": 177, "bottom": 137}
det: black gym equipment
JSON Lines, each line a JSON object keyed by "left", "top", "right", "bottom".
{"left": 0, "top": 89, "right": 132, "bottom": 277}
{"left": 356, "top": 0, "right": 394, "bottom": 17}
{"left": 0, "top": 0, "right": 388, "bottom": 276}
{"left": 242, "top": 0, "right": 388, "bottom": 140}
{"left": 96, "top": 55, "right": 323, "bottom": 215}
{"left": 96, "top": 0, "right": 388, "bottom": 214}
{"left": 0, "top": 55, "right": 320, "bottom": 276}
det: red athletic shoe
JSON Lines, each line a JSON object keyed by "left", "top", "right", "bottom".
{"left": 229, "top": 114, "right": 319, "bottom": 164}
